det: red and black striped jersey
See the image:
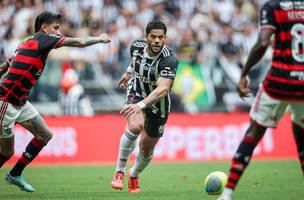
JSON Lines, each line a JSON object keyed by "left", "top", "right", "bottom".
{"left": 261, "top": 1, "right": 304, "bottom": 101}
{"left": 0, "top": 32, "right": 65, "bottom": 106}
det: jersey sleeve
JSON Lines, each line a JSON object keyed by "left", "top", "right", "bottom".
{"left": 129, "top": 40, "right": 146, "bottom": 57}
{"left": 130, "top": 41, "right": 137, "bottom": 57}
{"left": 158, "top": 55, "right": 178, "bottom": 80}
{"left": 260, "top": 1, "right": 276, "bottom": 31}
{"left": 38, "top": 33, "right": 65, "bottom": 53}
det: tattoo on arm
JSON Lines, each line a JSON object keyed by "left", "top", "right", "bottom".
{"left": 142, "top": 78, "right": 173, "bottom": 107}
{"left": 60, "top": 37, "right": 103, "bottom": 48}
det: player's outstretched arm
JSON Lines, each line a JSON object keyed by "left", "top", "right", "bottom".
{"left": 58, "top": 33, "right": 111, "bottom": 48}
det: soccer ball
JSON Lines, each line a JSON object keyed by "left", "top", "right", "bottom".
{"left": 204, "top": 171, "right": 227, "bottom": 195}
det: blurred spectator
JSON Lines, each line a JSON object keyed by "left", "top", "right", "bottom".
{"left": 60, "top": 68, "right": 94, "bottom": 116}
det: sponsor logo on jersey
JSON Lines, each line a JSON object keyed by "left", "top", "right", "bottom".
{"left": 294, "top": 1, "right": 304, "bottom": 9}
{"left": 280, "top": 1, "right": 294, "bottom": 10}
{"left": 290, "top": 71, "right": 304, "bottom": 80}
{"left": 134, "top": 72, "right": 156, "bottom": 85}
{"left": 160, "top": 69, "right": 175, "bottom": 77}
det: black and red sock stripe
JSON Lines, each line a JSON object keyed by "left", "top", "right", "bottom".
{"left": 226, "top": 136, "right": 258, "bottom": 190}
{"left": 292, "top": 124, "right": 304, "bottom": 175}
{"left": 299, "top": 152, "right": 304, "bottom": 175}
{"left": 10, "top": 138, "right": 45, "bottom": 176}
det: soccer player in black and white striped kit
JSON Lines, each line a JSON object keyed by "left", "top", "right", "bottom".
{"left": 111, "top": 20, "right": 178, "bottom": 193}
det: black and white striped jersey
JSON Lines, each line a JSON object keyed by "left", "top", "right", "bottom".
{"left": 126, "top": 40, "right": 178, "bottom": 118}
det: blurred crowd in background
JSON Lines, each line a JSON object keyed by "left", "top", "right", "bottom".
{"left": 0, "top": 0, "right": 272, "bottom": 116}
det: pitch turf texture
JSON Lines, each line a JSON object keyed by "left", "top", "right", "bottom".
{"left": 0, "top": 160, "right": 303, "bottom": 200}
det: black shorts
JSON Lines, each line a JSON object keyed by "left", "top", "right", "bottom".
{"left": 127, "top": 95, "right": 168, "bottom": 138}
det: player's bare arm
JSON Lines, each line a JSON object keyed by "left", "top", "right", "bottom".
{"left": 237, "top": 29, "right": 274, "bottom": 99}
{"left": 117, "top": 63, "right": 134, "bottom": 89}
{"left": 58, "top": 33, "right": 111, "bottom": 48}
{"left": 0, "top": 59, "right": 11, "bottom": 76}
{"left": 120, "top": 77, "right": 172, "bottom": 118}
{"left": 117, "top": 72, "right": 131, "bottom": 89}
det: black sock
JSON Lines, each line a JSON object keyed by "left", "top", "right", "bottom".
{"left": 292, "top": 123, "right": 304, "bottom": 175}
{"left": 10, "top": 138, "right": 45, "bottom": 176}
{"left": 226, "top": 136, "right": 258, "bottom": 190}
{"left": 0, "top": 153, "right": 9, "bottom": 168}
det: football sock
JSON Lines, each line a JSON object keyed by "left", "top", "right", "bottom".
{"left": 9, "top": 138, "right": 45, "bottom": 176}
{"left": 299, "top": 151, "right": 304, "bottom": 175}
{"left": 115, "top": 130, "right": 138, "bottom": 173}
{"left": 221, "top": 188, "right": 233, "bottom": 197}
{"left": 292, "top": 123, "right": 304, "bottom": 175}
{"left": 226, "top": 136, "right": 258, "bottom": 190}
{"left": 130, "top": 151, "right": 153, "bottom": 178}
{"left": 0, "top": 153, "right": 9, "bottom": 168}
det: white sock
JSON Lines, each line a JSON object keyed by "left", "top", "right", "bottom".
{"left": 130, "top": 151, "right": 153, "bottom": 178}
{"left": 221, "top": 188, "right": 233, "bottom": 196}
{"left": 115, "top": 130, "right": 138, "bottom": 173}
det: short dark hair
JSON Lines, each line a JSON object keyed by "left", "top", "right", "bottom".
{"left": 35, "top": 11, "right": 61, "bottom": 32}
{"left": 145, "top": 20, "right": 167, "bottom": 35}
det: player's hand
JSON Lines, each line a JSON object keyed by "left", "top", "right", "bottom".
{"left": 237, "top": 76, "right": 250, "bottom": 100}
{"left": 98, "top": 33, "right": 111, "bottom": 43}
{"left": 117, "top": 72, "right": 131, "bottom": 89}
{"left": 120, "top": 104, "right": 141, "bottom": 118}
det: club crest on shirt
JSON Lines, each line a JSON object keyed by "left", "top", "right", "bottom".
{"left": 280, "top": 1, "right": 294, "bottom": 10}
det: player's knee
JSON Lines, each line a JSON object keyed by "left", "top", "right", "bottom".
{"left": 128, "top": 122, "right": 144, "bottom": 134}
{"left": 37, "top": 131, "right": 53, "bottom": 145}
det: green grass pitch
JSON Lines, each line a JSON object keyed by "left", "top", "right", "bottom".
{"left": 0, "top": 160, "right": 303, "bottom": 200}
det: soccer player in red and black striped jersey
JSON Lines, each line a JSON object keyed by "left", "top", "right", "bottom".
{"left": 218, "top": 1, "right": 304, "bottom": 200}
{"left": 0, "top": 11, "right": 110, "bottom": 192}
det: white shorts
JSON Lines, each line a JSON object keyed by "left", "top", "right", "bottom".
{"left": 0, "top": 100, "right": 39, "bottom": 138}
{"left": 250, "top": 87, "right": 304, "bottom": 128}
